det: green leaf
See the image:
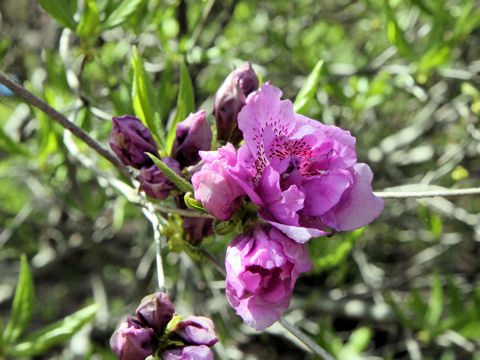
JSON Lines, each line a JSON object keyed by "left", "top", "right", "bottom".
{"left": 76, "top": 0, "right": 100, "bottom": 38}
{"left": 384, "top": 291, "right": 419, "bottom": 329}
{"left": 459, "top": 322, "right": 480, "bottom": 340}
{"left": 7, "top": 303, "right": 98, "bottom": 357}
{"left": 184, "top": 192, "right": 207, "bottom": 213}
{"left": 425, "top": 272, "right": 443, "bottom": 329}
{"left": 448, "top": 277, "right": 463, "bottom": 318}
{"left": 384, "top": 2, "right": 414, "bottom": 59}
{"left": 147, "top": 153, "right": 193, "bottom": 194}
{"left": 0, "top": 126, "right": 30, "bottom": 157}
{"left": 38, "top": 0, "right": 78, "bottom": 30}
{"left": 131, "top": 47, "right": 165, "bottom": 148}
{"left": 157, "top": 59, "right": 177, "bottom": 123}
{"left": 102, "top": 0, "right": 144, "bottom": 30}
{"left": 4, "top": 255, "right": 35, "bottom": 344}
{"left": 408, "top": 289, "right": 428, "bottom": 321}
{"left": 340, "top": 326, "right": 372, "bottom": 356}
{"left": 293, "top": 60, "right": 323, "bottom": 114}
{"left": 166, "top": 59, "right": 195, "bottom": 153}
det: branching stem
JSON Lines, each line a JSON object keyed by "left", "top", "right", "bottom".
{"left": 375, "top": 187, "right": 480, "bottom": 199}
{"left": 0, "top": 71, "right": 130, "bottom": 178}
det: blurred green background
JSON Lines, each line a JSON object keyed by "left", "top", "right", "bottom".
{"left": 1, "top": 0, "right": 480, "bottom": 359}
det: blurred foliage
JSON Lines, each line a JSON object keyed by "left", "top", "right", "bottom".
{"left": 1, "top": 0, "right": 480, "bottom": 359}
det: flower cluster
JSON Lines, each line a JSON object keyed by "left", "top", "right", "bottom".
{"left": 110, "top": 292, "right": 218, "bottom": 360}
{"left": 109, "top": 62, "right": 384, "bottom": 333}
{"left": 193, "top": 67, "right": 384, "bottom": 328}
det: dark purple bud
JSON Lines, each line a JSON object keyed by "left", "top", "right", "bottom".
{"left": 171, "top": 110, "right": 212, "bottom": 168}
{"left": 162, "top": 345, "right": 214, "bottom": 360}
{"left": 172, "top": 316, "right": 218, "bottom": 347}
{"left": 109, "top": 115, "right": 158, "bottom": 169}
{"left": 135, "top": 291, "right": 175, "bottom": 332}
{"left": 213, "top": 62, "right": 258, "bottom": 144}
{"left": 110, "top": 317, "right": 156, "bottom": 360}
{"left": 182, "top": 217, "right": 213, "bottom": 245}
{"left": 138, "top": 158, "right": 183, "bottom": 200}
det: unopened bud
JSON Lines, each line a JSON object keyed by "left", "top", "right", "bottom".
{"left": 213, "top": 62, "right": 258, "bottom": 144}
{"left": 135, "top": 292, "right": 175, "bottom": 332}
{"left": 172, "top": 316, "right": 219, "bottom": 347}
{"left": 138, "top": 158, "right": 182, "bottom": 200}
{"left": 171, "top": 110, "right": 212, "bottom": 168}
{"left": 110, "top": 317, "right": 156, "bottom": 360}
{"left": 109, "top": 115, "right": 158, "bottom": 169}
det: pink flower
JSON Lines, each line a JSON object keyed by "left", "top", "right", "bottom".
{"left": 225, "top": 225, "right": 312, "bottom": 330}
{"left": 231, "top": 84, "right": 384, "bottom": 243}
{"left": 191, "top": 143, "right": 245, "bottom": 221}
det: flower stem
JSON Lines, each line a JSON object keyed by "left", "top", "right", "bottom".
{"left": 278, "top": 317, "right": 335, "bottom": 360}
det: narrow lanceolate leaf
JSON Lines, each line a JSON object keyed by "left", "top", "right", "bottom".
{"left": 76, "top": 0, "right": 100, "bottom": 38}
{"left": 166, "top": 59, "right": 195, "bottom": 153}
{"left": 38, "top": 0, "right": 78, "bottom": 30}
{"left": 4, "top": 255, "right": 35, "bottom": 345}
{"left": 131, "top": 47, "right": 165, "bottom": 148}
{"left": 0, "top": 127, "right": 31, "bottom": 157}
{"left": 102, "top": 0, "right": 144, "bottom": 30}
{"left": 293, "top": 60, "right": 324, "bottom": 114}
{"left": 147, "top": 153, "right": 193, "bottom": 194}
{"left": 425, "top": 272, "right": 443, "bottom": 329}
{"left": 6, "top": 303, "right": 98, "bottom": 357}
{"left": 384, "top": 2, "right": 414, "bottom": 59}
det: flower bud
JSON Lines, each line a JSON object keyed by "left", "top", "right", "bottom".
{"left": 110, "top": 317, "right": 156, "bottom": 360}
{"left": 109, "top": 115, "right": 158, "bottom": 169}
{"left": 213, "top": 62, "right": 258, "bottom": 144}
{"left": 171, "top": 110, "right": 212, "bottom": 168}
{"left": 162, "top": 345, "right": 214, "bottom": 360}
{"left": 135, "top": 292, "right": 175, "bottom": 332}
{"left": 138, "top": 158, "right": 183, "bottom": 200}
{"left": 172, "top": 316, "right": 219, "bottom": 347}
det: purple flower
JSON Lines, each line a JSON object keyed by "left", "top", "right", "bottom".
{"left": 191, "top": 143, "right": 245, "bottom": 221}
{"left": 230, "top": 83, "right": 384, "bottom": 243}
{"left": 162, "top": 345, "right": 214, "bottom": 360}
{"left": 138, "top": 158, "right": 182, "bottom": 200}
{"left": 225, "top": 225, "right": 312, "bottom": 330}
{"left": 213, "top": 62, "right": 259, "bottom": 144}
{"left": 110, "top": 317, "right": 156, "bottom": 360}
{"left": 109, "top": 115, "right": 158, "bottom": 169}
{"left": 172, "top": 316, "right": 219, "bottom": 347}
{"left": 135, "top": 291, "right": 175, "bottom": 332}
{"left": 171, "top": 110, "right": 213, "bottom": 168}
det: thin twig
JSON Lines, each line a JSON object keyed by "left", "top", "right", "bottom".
{"left": 142, "top": 204, "right": 167, "bottom": 292}
{"left": 278, "top": 317, "right": 336, "bottom": 360}
{"left": 201, "top": 248, "right": 226, "bottom": 276}
{"left": 375, "top": 187, "right": 480, "bottom": 199}
{"left": 0, "top": 71, "right": 130, "bottom": 178}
